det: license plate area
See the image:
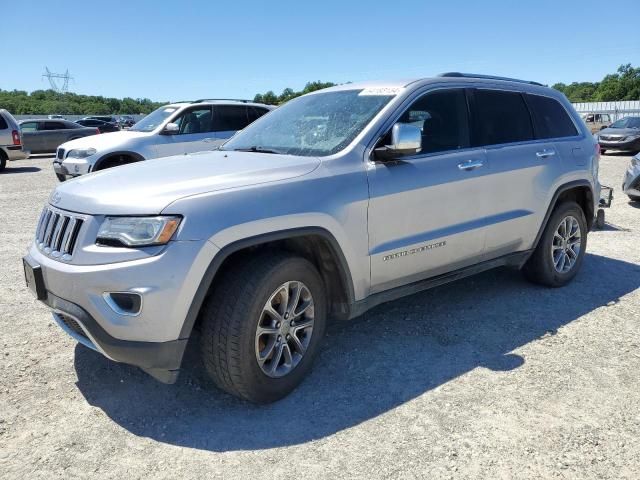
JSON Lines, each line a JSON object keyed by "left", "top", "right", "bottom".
{"left": 23, "top": 257, "right": 46, "bottom": 300}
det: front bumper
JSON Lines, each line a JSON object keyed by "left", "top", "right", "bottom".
{"left": 46, "top": 292, "right": 186, "bottom": 383}
{"left": 58, "top": 157, "right": 93, "bottom": 177}
{"left": 622, "top": 164, "right": 640, "bottom": 197}
{"left": 23, "top": 237, "right": 219, "bottom": 382}
{"left": 599, "top": 137, "right": 640, "bottom": 151}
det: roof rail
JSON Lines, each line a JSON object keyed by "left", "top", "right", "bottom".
{"left": 192, "top": 98, "right": 255, "bottom": 104}
{"left": 438, "top": 72, "right": 544, "bottom": 87}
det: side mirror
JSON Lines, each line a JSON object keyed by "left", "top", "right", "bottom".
{"left": 374, "top": 123, "right": 422, "bottom": 161}
{"left": 161, "top": 122, "right": 179, "bottom": 135}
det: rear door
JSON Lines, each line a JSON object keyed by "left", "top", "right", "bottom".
{"left": 469, "top": 88, "right": 559, "bottom": 258}
{"left": 212, "top": 105, "right": 251, "bottom": 142}
{"left": 41, "top": 121, "right": 68, "bottom": 151}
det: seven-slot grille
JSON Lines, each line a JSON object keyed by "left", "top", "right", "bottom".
{"left": 56, "top": 148, "right": 65, "bottom": 160}
{"left": 35, "top": 206, "right": 84, "bottom": 258}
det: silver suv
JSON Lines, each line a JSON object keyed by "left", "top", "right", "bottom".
{"left": 0, "top": 109, "right": 28, "bottom": 171}
{"left": 54, "top": 99, "right": 273, "bottom": 180}
{"left": 24, "top": 74, "right": 600, "bottom": 403}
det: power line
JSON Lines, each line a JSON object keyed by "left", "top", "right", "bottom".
{"left": 42, "top": 67, "right": 73, "bottom": 93}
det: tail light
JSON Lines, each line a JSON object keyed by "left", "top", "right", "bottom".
{"left": 11, "top": 130, "right": 21, "bottom": 145}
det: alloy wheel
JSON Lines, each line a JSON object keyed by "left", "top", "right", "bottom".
{"left": 551, "top": 215, "right": 582, "bottom": 273}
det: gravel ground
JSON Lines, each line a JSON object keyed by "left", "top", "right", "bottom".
{"left": 1, "top": 153, "right": 639, "bottom": 479}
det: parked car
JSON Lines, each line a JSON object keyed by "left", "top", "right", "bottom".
{"left": 0, "top": 109, "right": 27, "bottom": 171}
{"left": 19, "top": 120, "right": 99, "bottom": 160}
{"left": 48, "top": 114, "right": 64, "bottom": 120}
{"left": 118, "top": 115, "right": 136, "bottom": 128}
{"left": 75, "top": 118, "right": 120, "bottom": 134}
{"left": 84, "top": 115, "right": 119, "bottom": 124}
{"left": 24, "top": 74, "right": 600, "bottom": 403}
{"left": 55, "top": 99, "right": 273, "bottom": 180}
{"left": 622, "top": 152, "right": 640, "bottom": 201}
{"left": 581, "top": 112, "right": 611, "bottom": 133}
{"left": 597, "top": 116, "right": 640, "bottom": 154}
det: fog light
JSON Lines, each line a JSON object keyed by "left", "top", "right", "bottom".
{"left": 103, "top": 292, "right": 142, "bottom": 316}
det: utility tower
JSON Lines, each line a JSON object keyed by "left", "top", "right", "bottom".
{"left": 42, "top": 67, "right": 73, "bottom": 93}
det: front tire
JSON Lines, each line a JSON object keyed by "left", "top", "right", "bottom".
{"left": 200, "top": 253, "right": 327, "bottom": 403}
{"left": 523, "top": 201, "right": 587, "bottom": 287}
{"left": 56, "top": 173, "right": 66, "bottom": 182}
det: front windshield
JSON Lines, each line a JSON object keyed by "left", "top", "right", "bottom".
{"left": 130, "top": 106, "right": 179, "bottom": 132}
{"left": 221, "top": 90, "right": 395, "bottom": 157}
{"left": 609, "top": 117, "right": 640, "bottom": 129}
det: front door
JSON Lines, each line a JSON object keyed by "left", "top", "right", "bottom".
{"left": 155, "top": 106, "right": 216, "bottom": 157}
{"left": 367, "top": 88, "right": 489, "bottom": 293}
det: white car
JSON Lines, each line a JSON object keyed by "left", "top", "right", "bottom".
{"left": 54, "top": 99, "right": 273, "bottom": 181}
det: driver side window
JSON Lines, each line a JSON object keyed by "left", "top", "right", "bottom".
{"left": 171, "top": 107, "right": 213, "bottom": 134}
{"left": 396, "top": 89, "right": 470, "bottom": 154}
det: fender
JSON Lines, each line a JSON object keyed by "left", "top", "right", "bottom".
{"left": 178, "top": 227, "right": 356, "bottom": 339}
{"left": 531, "top": 179, "right": 594, "bottom": 251}
{"left": 92, "top": 150, "right": 145, "bottom": 171}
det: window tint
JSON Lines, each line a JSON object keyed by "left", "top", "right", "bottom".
{"left": 398, "top": 89, "right": 470, "bottom": 154}
{"left": 473, "top": 90, "right": 533, "bottom": 146}
{"left": 0, "top": 116, "right": 7, "bottom": 130}
{"left": 526, "top": 94, "right": 578, "bottom": 139}
{"left": 43, "top": 121, "right": 65, "bottom": 130}
{"left": 213, "top": 106, "right": 250, "bottom": 132}
{"left": 171, "top": 107, "right": 213, "bottom": 134}
{"left": 248, "top": 107, "right": 269, "bottom": 123}
{"left": 20, "top": 122, "right": 38, "bottom": 132}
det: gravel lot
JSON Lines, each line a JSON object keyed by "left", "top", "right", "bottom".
{"left": 1, "top": 153, "right": 639, "bottom": 479}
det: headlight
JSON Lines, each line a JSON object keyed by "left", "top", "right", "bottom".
{"left": 97, "top": 216, "right": 181, "bottom": 247}
{"left": 67, "top": 148, "right": 97, "bottom": 159}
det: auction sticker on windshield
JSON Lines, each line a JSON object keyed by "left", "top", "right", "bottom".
{"left": 358, "top": 87, "right": 404, "bottom": 96}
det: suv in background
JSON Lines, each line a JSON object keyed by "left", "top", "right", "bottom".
{"left": 0, "top": 109, "right": 28, "bottom": 171}
{"left": 54, "top": 99, "right": 274, "bottom": 180}
{"left": 582, "top": 112, "right": 611, "bottom": 133}
{"left": 24, "top": 74, "right": 599, "bottom": 403}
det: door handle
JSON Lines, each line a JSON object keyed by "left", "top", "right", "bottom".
{"left": 458, "top": 159, "right": 484, "bottom": 171}
{"left": 536, "top": 149, "right": 556, "bottom": 159}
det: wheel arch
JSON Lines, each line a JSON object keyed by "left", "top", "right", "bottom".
{"left": 179, "top": 227, "right": 356, "bottom": 340}
{"left": 532, "top": 180, "right": 595, "bottom": 251}
{"left": 92, "top": 151, "right": 145, "bottom": 171}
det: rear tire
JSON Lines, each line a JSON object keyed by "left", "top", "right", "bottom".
{"left": 600, "top": 149, "right": 606, "bottom": 155}
{"left": 200, "top": 252, "right": 327, "bottom": 403}
{"left": 523, "top": 201, "right": 587, "bottom": 287}
{"left": 628, "top": 194, "right": 640, "bottom": 202}
{"left": 0, "top": 153, "right": 6, "bottom": 172}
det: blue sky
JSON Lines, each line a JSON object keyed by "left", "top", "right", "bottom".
{"left": 3, "top": 0, "right": 639, "bottom": 101}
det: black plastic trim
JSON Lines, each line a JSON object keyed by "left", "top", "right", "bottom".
{"left": 178, "top": 227, "right": 355, "bottom": 339}
{"left": 348, "top": 251, "right": 531, "bottom": 319}
{"left": 44, "top": 292, "right": 186, "bottom": 383}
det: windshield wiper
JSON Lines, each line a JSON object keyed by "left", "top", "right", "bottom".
{"left": 233, "top": 146, "right": 282, "bottom": 154}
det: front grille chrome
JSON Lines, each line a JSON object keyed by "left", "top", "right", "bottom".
{"left": 35, "top": 206, "right": 85, "bottom": 260}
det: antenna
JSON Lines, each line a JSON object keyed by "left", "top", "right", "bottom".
{"left": 42, "top": 67, "right": 74, "bottom": 93}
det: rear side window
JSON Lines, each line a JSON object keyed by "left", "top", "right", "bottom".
{"left": 213, "top": 106, "right": 249, "bottom": 131}
{"left": 43, "top": 122, "right": 66, "bottom": 130}
{"left": 473, "top": 90, "right": 533, "bottom": 146}
{"left": 248, "top": 107, "right": 269, "bottom": 123}
{"left": 526, "top": 94, "right": 578, "bottom": 139}
{"left": 20, "top": 122, "right": 38, "bottom": 132}
{"left": 0, "top": 115, "right": 7, "bottom": 130}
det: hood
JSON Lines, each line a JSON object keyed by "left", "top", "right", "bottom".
{"left": 60, "top": 130, "right": 151, "bottom": 150}
{"left": 49, "top": 150, "right": 321, "bottom": 215}
{"left": 599, "top": 127, "right": 640, "bottom": 137}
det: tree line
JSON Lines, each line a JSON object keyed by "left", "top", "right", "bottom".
{"left": 1, "top": 65, "right": 637, "bottom": 115}
{"left": 0, "top": 89, "right": 164, "bottom": 115}
{"left": 552, "top": 64, "right": 639, "bottom": 102}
